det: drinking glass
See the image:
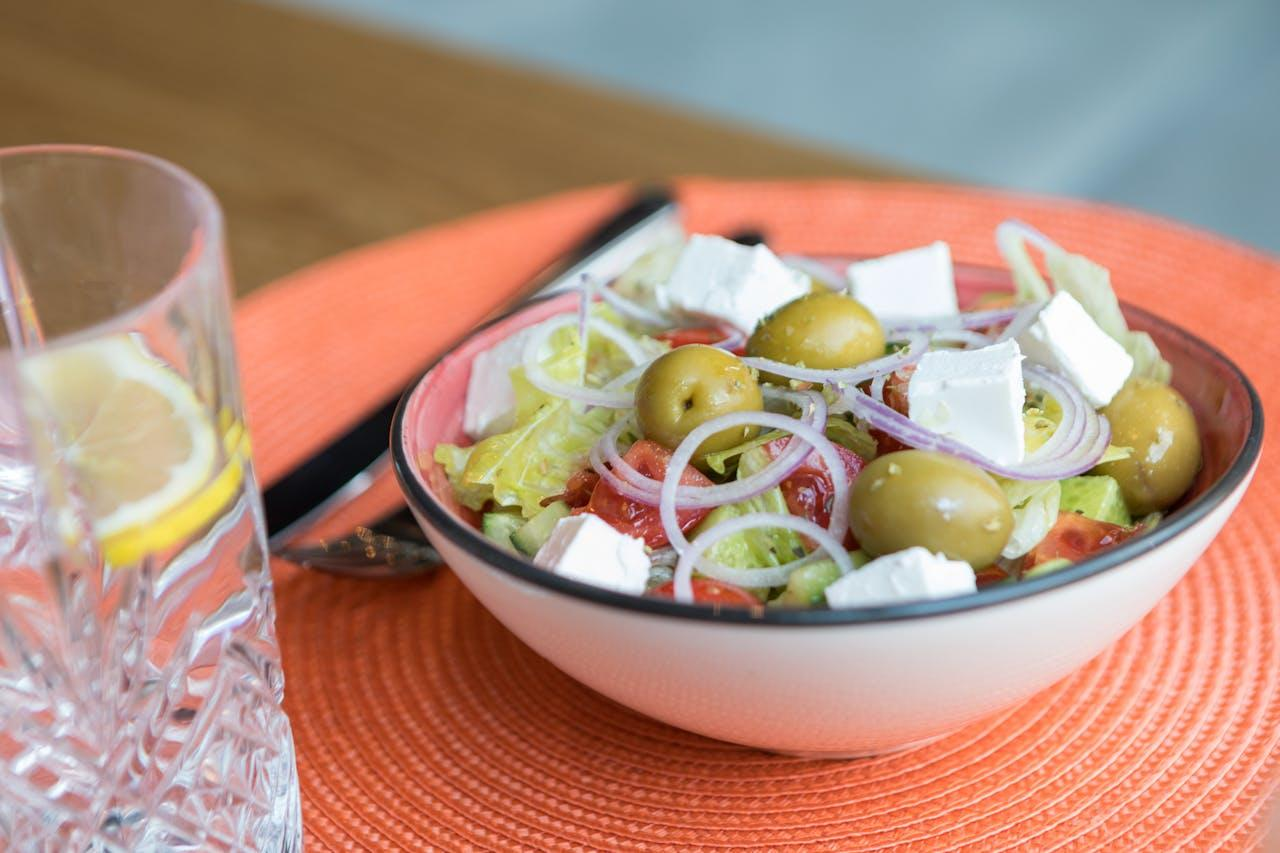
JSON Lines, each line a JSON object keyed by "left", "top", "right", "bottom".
{"left": 0, "top": 146, "right": 301, "bottom": 850}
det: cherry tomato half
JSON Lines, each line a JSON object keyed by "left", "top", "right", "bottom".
{"left": 763, "top": 435, "right": 865, "bottom": 547}
{"left": 650, "top": 578, "right": 760, "bottom": 606}
{"left": 654, "top": 326, "right": 745, "bottom": 354}
{"left": 585, "top": 439, "right": 712, "bottom": 548}
{"left": 1023, "top": 511, "right": 1136, "bottom": 570}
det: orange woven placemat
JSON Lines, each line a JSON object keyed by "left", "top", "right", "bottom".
{"left": 236, "top": 180, "right": 1280, "bottom": 851}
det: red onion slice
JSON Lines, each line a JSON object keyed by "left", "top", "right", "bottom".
{"left": 598, "top": 283, "right": 674, "bottom": 329}
{"left": 576, "top": 275, "right": 593, "bottom": 357}
{"left": 521, "top": 314, "right": 650, "bottom": 408}
{"left": 741, "top": 332, "right": 930, "bottom": 386}
{"left": 671, "top": 513, "right": 854, "bottom": 604}
{"left": 589, "top": 388, "right": 826, "bottom": 508}
{"left": 870, "top": 372, "right": 889, "bottom": 404}
{"left": 996, "top": 219, "right": 1058, "bottom": 259}
{"left": 659, "top": 411, "right": 851, "bottom": 552}
{"left": 782, "top": 254, "right": 847, "bottom": 291}
{"left": 710, "top": 327, "right": 747, "bottom": 352}
{"left": 883, "top": 306, "right": 1025, "bottom": 337}
{"left": 996, "top": 300, "right": 1046, "bottom": 343}
{"left": 839, "top": 364, "right": 1110, "bottom": 480}
{"left": 930, "top": 329, "right": 994, "bottom": 349}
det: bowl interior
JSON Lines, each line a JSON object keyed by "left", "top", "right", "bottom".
{"left": 396, "top": 260, "right": 1260, "bottom": 618}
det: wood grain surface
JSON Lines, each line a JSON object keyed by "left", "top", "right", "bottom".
{"left": 0, "top": 0, "right": 903, "bottom": 293}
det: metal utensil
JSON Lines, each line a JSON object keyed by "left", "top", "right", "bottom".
{"left": 274, "top": 506, "right": 438, "bottom": 577}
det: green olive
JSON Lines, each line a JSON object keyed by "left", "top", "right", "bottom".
{"left": 1092, "top": 377, "right": 1202, "bottom": 515}
{"left": 635, "top": 345, "right": 764, "bottom": 457}
{"left": 849, "top": 450, "right": 1013, "bottom": 568}
{"left": 747, "top": 292, "right": 886, "bottom": 372}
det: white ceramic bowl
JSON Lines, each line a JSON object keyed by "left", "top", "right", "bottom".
{"left": 392, "top": 263, "right": 1262, "bottom": 757}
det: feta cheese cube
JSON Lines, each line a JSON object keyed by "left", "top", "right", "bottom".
{"left": 824, "top": 547, "right": 976, "bottom": 608}
{"left": 463, "top": 326, "right": 537, "bottom": 440}
{"left": 908, "top": 339, "right": 1027, "bottom": 464}
{"left": 533, "top": 514, "right": 651, "bottom": 595}
{"left": 845, "top": 241, "right": 959, "bottom": 322}
{"left": 656, "top": 234, "right": 811, "bottom": 333}
{"left": 1015, "top": 291, "right": 1134, "bottom": 407}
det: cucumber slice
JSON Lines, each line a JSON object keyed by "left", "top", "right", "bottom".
{"left": 774, "top": 551, "right": 870, "bottom": 607}
{"left": 1060, "top": 475, "right": 1131, "bottom": 526}
{"left": 511, "top": 501, "right": 571, "bottom": 556}
{"left": 482, "top": 512, "right": 524, "bottom": 553}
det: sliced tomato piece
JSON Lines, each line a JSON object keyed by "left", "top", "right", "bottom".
{"left": 973, "top": 564, "right": 1012, "bottom": 588}
{"left": 881, "top": 365, "right": 915, "bottom": 415}
{"left": 541, "top": 469, "right": 600, "bottom": 509}
{"left": 1023, "top": 511, "right": 1136, "bottom": 570}
{"left": 763, "top": 436, "right": 865, "bottom": 547}
{"left": 653, "top": 326, "right": 745, "bottom": 354}
{"left": 650, "top": 578, "right": 760, "bottom": 607}
{"left": 585, "top": 439, "right": 712, "bottom": 548}
{"left": 870, "top": 366, "right": 915, "bottom": 455}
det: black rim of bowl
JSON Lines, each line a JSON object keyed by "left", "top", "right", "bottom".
{"left": 392, "top": 283, "right": 1264, "bottom": 626}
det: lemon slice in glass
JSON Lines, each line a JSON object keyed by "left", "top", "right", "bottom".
{"left": 20, "top": 334, "right": 244, "bottom": 565}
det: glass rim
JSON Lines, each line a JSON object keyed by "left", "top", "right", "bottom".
{"left": 0, "top": 143, "right": 225, "bottom": 351}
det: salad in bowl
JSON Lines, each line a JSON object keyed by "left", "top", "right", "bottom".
{"left": 429, "top": 222, "right": 1202, "bottom": 612}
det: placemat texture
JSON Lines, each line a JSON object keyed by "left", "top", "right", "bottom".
{"left": 235, "top": 179, "right": 1280, "bottom": 851}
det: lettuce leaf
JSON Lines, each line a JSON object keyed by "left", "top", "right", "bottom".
{"left": 825, "top": 416, "right": 879, "bottom": 461}
{"left": 692, "top": 447, "right": 805, "bottom": 575}
{"left": 701, "top": 429, "right": 786, "bottom": 476}
{"left": 436, "top": 306, "right": 658, "bottom": 516}
{"left": 999, "top": 477, "right": 1061, "bottom": 559}
{"left": 434, "top": 443, "right": 490, "bottom": 510}
{"left": 438, "top": 400, "right": 616, "bottom": 517}
{"left": 998, "top": 221, "right": 1172, "bottom": 382}
{"left": 613, "top": 241, "right": 684, "bottom": 303}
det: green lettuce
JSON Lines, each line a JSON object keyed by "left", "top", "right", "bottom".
{"left": 825, "top": 416, "right": 879, "bottom": 461}
{"left": 701, "top": 429, "right": 786, "bottom": 476}
{"left": 436, "top": 308, "right": 651, "bottom": 517}
{"left": 999, "top": 477, "right": 1061, "bottom": 559}
{"left": 999, "top": 222, "right": 1171, "bottom": 382}
{"left": 692, "top": 447, "right": 805, "bottom": 575}
{"left": 436, "top": 401, "right": 616, "bottom": 517}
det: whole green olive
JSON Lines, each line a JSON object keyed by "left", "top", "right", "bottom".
{"left": 747, "top": 292, "right": 886, "bottom": 371}
{"left": 849, "top": 450, "right": 1013, "bottom": 568}
{"left": 634, "top": 345, "right": 764, "bottom": 457}
{"left": 1092, "top": 377, "right": 1202, "bottom": 515}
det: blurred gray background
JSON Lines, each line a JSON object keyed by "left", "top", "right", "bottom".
{"left": 266, "top": 0, "right": 1278, "bottom": 253}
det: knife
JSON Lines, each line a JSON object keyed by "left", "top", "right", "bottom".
{"left": 264, "top": 187, "right": 684, "bottom": 548}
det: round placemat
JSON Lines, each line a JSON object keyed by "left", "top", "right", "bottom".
{"left": 236, "top": 180, "right": 1280, "bottom": 850}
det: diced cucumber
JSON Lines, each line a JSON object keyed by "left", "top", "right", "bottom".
{"left": 774, "top": 551, "right": 870, "bottom": 607}
{"left": 1060, "top": 475, "right": 1131, "bottom": 526}
{"left": 511, "top": 501, "right": 571, "bottom": 556}
{"left": 481, "top": 511, "right": 523, "bottom": 553}
{"left": 1024, "top": 557, "right": 1072, "bottom": 579}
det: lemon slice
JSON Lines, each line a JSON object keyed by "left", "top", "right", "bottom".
{"left": 20, "top": 334, "right": 244, "bottom": 565}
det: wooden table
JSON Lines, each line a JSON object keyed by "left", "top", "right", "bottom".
{"left": 0, "top": 0, "right": 902, "bottom": 294}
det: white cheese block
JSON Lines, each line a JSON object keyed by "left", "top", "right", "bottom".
{"left": 845, "top": 241, "right": 959, "bottom": 322}
{"left": 1015, "top": 291, "right": 1134, "bottom": 407}
{"left": 656, "top": 234, "right": 811, "bottom": 333}
{"left": 533, "top": 514, "right": 651, "bottom": 595}
{"left": 908, "top": 339, "right": 1027, "bottom": 465}
{"left": 824, "top": 547, "right": 977, "bottom": 608}
{"left": 462, "top": 326, "right": 538, "bottom": 440}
